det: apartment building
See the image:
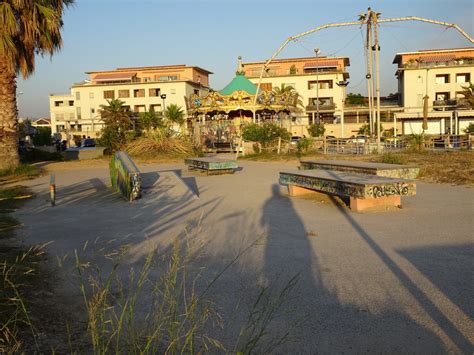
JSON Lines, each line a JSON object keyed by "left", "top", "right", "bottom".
{"left": 393, "top": 47, "right": 474, "bottom": 134}
{"left": 50, "top": 64, "right": 212, "bottom": 139}
{"left": 242, "top": 56, "right": 350, "bottom": 126}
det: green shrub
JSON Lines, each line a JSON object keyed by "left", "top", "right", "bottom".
{"left": 241, "top": 123, "right": 290, "bottom": 147}
{"left": 32, "top": 127, "right": 52, "bottom": 146}
{"left": 297, "top": 137, "right": 313, "bottom": 152}
{"left": 409, "top": 133, "right": 425, "bottom": 152}
{"left": 307, "top": 123, "right": 325, "bottom": 137}
{"left": 464, "top": 122, "right": 474, "bottom": 134}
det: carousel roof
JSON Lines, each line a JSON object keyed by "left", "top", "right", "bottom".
{"left": 219, "top": 73, "right": 258, "bottom": 96}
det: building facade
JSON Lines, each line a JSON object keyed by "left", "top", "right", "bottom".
{"left": 393, "top": 47, "right": 474, "bottom": 134}
{"left": 50, "top": 64, "right": 212, "bottom": 140}
{"left": 241, "top": 56, "right": 350, "bottom": 126}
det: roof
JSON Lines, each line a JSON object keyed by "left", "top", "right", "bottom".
{"left": 93, "top": 72, "right": 136, "bottom": 81}
{"left": 219, "top": 73, "right": 258, "bottom": 95}
{"left": 87, "top": 65, "right": 213, "bottom": 75}
{"left": 393, "top": 47, "right": 474, "bottom": 64}
{"left": 304, "top": 60, "right": 339, "bottom": 69}
{"left": 243, "top": 56, "right": 350, "bottom": 67}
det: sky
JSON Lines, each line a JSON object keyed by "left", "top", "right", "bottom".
{"left": 17, "top": 0, "right": 474, "bottom": 118}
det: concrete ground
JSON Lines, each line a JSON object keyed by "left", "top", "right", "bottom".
{"left": 14, "top": 159, "right": 474, "bottom": 353}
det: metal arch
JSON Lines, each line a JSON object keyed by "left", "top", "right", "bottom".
{"left": 252, "top": 13, "right": 473, "bottom": 122}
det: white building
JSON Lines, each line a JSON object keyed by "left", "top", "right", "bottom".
{"left": 393, "top": 47, "right": 474, "bottom": 134}
{"left": 50, "top": 64, "right": 212, "bottom": 140}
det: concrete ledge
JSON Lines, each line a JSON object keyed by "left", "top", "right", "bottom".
{"left": 300, "top": 159, "right": 420, "bottom": 179}
{"left": 185, "top": 157, "right": 237, "bottom": 175}
{"left": 350, "top": 195, "right": 401, "bottom": 212}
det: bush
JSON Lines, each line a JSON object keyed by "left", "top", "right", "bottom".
{"left": 241, "top": 123, "right": 290, "bottom": 148}
{"left": 464, "top": 122, "right": 474, "bottom": 134}
{"left": 307, "top": 123, "right": 325, "bottom": 137}
{"left": 297, "top": 137, "right": 313, "bottom": 153}
{"left": 125, "top": 128, "right": 194, "bottom": 156}
{"left": 358, "top": 123, "right": 383, "bottom": 136}
{"left": 408, "top": 133, "right": 425, "bottom": 152}
{"left": 378, "top": 152, "right": 405, "bottom": 165}
{"left": 32, "top": 127, "right": 52, "bottom": 146}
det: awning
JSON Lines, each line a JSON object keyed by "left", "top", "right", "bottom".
{"left": 93, "top": 72, "right": 136, "bottom": 82}
{"left": 304, "top": 60, "right": 339, "bottom": 69}
{"left": 418, "top": 54, "right": 457, "bottom": 63}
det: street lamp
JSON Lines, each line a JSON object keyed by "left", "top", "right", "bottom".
{"left": 160, "top": 94, "right": 167, "bottom": 112}
{"left": 314, "top": 48, "right": 321, "bottom": 124}
{"left": 336, "top": 79, "right": 349, "bottom": 138}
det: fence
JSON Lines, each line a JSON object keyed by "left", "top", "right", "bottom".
{"left": 109, "top": 151, "right": 141, "bottom": 201}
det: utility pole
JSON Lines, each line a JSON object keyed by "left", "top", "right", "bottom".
{"left": 373, "top": 10, "right": 382, "bottom": 152}
{"left": 365, "top": 11, "right": 374, "bottom": 136}
{"left": 314, "top": 48, "right": 321, "bottom": 124}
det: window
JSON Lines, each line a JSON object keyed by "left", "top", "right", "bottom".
{"left": 133, "top": 89, "right": 145, "bottom": 98}
{"left": 158, "top": 75, "right": 178, "bottom": 81}
{"left": 75, "top": 92, "right": 80, "bottom": 100}
{"left": 76, "top": 107, "right": 82, "bottom": 119}
{"left": 56, "top": 125, "right": 65, "bottom": 132}
{"left": 456, "top": 73, "right": 470, "bottom": 83}
{"left": 435, "top": 92, "right": 450, "bottom": 101}
{"left": 103, "top": 90, "right": 115, "bottom": 99}
{"left": 134, "top": 105, "right": 146, "bottom": 113}
{"left": 309, "top": 97, "right": 334, "bottom": 108}
{"left": 54, "top": 101, "right": 63, "bottom": 107}
{"left": 435, "top": 74, "right": 449, "bottom": 84}
{"left": 308, "top": 80, "right": 333, "bottom": 90}
{"left": 260, "top": 83, "right": 272, "bottom": 91}
{"left": 89, "top": 92, "right": 94, "bottom": 99}
{"left": 68, "top": 100, "right": 74, "bottom": 106}
{"left": 77, "top": 125, "right": 82, "bottom": 132}
{"left": 150, "top": 104, "right": 162, "bottom": 111}
{"left": 118, "top": 89, "right": 130, "bottom": 98}
{"left": 91, "top": 108, "right": 95, "bottom": 114}
{"left": 149, "top": 88, "right": 161, "bottom": 97}
{"left": 194, "top": 89, "right": 199, "bottom": 95}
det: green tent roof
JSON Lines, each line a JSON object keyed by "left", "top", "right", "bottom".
{"left": 219, "top": 73, "right": 258, "bottom": 96}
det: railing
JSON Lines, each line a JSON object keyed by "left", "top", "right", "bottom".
{"left": 306, "top": 103, "right": 336, "bottom": 111}
{"left": 109, "top": 151, "right": 141, "bottom": 201}
{"left": 425, "top": 134, "right": 472, "bottom": 150}
{"left": 402, "top": 58, "right": 474, "bottom": 69}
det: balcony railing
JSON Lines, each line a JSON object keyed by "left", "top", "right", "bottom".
{"left": 306, "top": 103, "right": 336, "bottom": 111}
{"left": 402, "top": 58, "right": 474, "bottom": 69}
{"left": 433, "top": 98, "right": 471, "bottom": 111}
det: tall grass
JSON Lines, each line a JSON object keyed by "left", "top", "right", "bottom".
{"left": 74, "top": 235, "right": 299, "bottom": 353}
{"left": 125, "top": 128, "right": 194, "bottom": 156}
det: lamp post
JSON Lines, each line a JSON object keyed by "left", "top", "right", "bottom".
{"left": 314, "top": 48, "right": 321, "bottom": 124}
{"left": 160, "top": 93, "right": 167, "bottom": 113}
{"left": 336, "top": 79, "right": 349, "bottom": 138}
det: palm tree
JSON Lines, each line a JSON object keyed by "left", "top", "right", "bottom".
{"left": 459, "top": 82, "right": 474, "bottom": 108}
{"left": 0, "top": 0, "right": 74, "bottom": 170}
{"left": 139, "top": 109, "right": 162, "bottom": 134}
{"left": 99, "top": 99, "right": 133, "bottom": 151}
{"left": 164, "top": 104, "right": 185, "bottom": 127}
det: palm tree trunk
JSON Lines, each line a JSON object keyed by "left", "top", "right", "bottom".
{"left": 0, "top": 56, "right": 20, "bottom": 170}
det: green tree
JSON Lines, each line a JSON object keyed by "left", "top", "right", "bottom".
{"left": 164, "top": 104, "right": 185, "bottom": 126}
{"left": 0, "top": 0, "right": 74, "bottom": 170}
{"left": 33, "top": 127, "right": 52, "bottom": 146}
{"left": 307, "top": 123, "right": 325, "bottom": 137}
{"left": 458, "top": 82, "right": 474, "bottom": 108}
{"left": 98, "top": 99, "right": 133, "bottom": 151}
{"left": 138, "top": 110, "right": 162, "bottom": 134}
{"left": 346, "top": 93, "right": 365, "bottom": 106}
{"left": 241, "top": 123, "right": 290, "bottom": 148}
{"left": 464, "top": 122, "right": 474, "bottom": 134}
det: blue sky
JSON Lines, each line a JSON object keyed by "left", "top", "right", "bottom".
{"left": 17, "top": 0, "right": 473, "bottom": 118}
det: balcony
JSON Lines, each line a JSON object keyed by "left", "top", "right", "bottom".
{"left": 402, "top": 58, "right": 474, "bottom": 69}
{"left": 433, "top": 99, "right": 471, "bottom": 111}
{"left": 306, "top": 103, "right": 336, "bottom": 111}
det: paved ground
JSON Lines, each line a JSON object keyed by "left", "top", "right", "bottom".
{"left": 14, "top": 159, "right": 474, "bottom": 353}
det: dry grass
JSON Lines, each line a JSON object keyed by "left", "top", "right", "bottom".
{"left": 240, "top": 150, "right": 474, "bottom": 185}
{"left": 126, "top": 130, "right": 194, "bottom": 157}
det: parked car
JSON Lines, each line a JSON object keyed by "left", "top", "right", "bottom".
{"left": 290, "top": 136, "right": 302, "bottom": 146}
{"left": 81, "top": 138, "right": 96, "bottom": 148}
{"left": 347, "top": 135, "right": 367, "bottom": 144}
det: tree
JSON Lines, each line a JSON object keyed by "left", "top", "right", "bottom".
{"left": 0, "top": 0, "right": 74, "bottom": 170}
{"left": 98, "top": 99, "right": 133, "bottom": 151}
{"left": 458, "top": 82, "right": 474, "bottom": 108}
{"left": 138, "top": 109, "right": 162, "bottom": 134}
{"left": 346, "top": 93, "right": 365, "bottom": 106}
{"left": 272, "top": 84, "right": 304, "bottom": 110}
{"left": 307, "top": 123, "right": 325, "bottom": 137}
{"left": 164, "top": 104, "right": 185, "bottom": 126}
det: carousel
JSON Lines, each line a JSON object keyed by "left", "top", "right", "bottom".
{"left": 186, "top": 57, "right": 300, "bottom": 149}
